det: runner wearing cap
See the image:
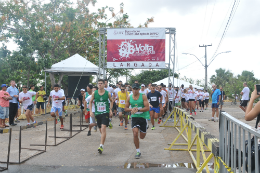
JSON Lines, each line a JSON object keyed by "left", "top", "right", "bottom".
{"left": 139, "top": 84, "right": 148, "bottom": 96}
{"left": 48, "top": 84, "right": 65, "bottom": 129}
{"left": 147, "top": 84, "right": 162, "bottom": 130}
{"left": 89, "top": 79, "right": 113, "bottom": 154}
{"left": 19, "top": 85, "right": 37, "bottom": 126}
{"left": 0, "top": 84, "right": 12, "bottom": 128}
{"left": 78, "top": 88, "right": 86, "bottom": 122}
{"left": 125, "top": 83, "right": 150, "bottom": 159}
{"left": 117, "top": 84, "right": 130, "bottom": 130}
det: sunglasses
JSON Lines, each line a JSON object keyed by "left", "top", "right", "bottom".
{"left": 121, "top": 89, "right": 125, "bottom": 91}
{"left": 133, "top": 88, "right": 139, "bottom": 90}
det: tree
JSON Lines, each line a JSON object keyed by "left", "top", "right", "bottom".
{"left": 210, "top": 68, "right": 233, "bottom": 88}
{"left": 128, "top": 69, "right": 179, "bottom": 85}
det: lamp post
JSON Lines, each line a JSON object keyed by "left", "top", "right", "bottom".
{"left": 182, "top": 51, "right": 231, "bottom": 89}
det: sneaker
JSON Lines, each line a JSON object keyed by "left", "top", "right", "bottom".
{"left": 215, "top": 118, "right": 219, "bottom": 122}
{"left": 120, "top": 120, "right": 123, "bottom": 126}
{"left": 15, "top": 119, "right": 20, "bottom": 123}
{"left": 60, "top": 125, "right": 64, "bottom": 129}
{"left": 151, "top": 126, "right": 155, "bottom": 130}
{"left": 202, "top": 110, "right": 204, "bottom": 112}
{"left": 87, "top": 131, "right": 91, "bottom": 136}
{"left": 94, "top": 126, "right": 97, "bottom": 132}
{"left": 109, "top": 122, "right": 113, "bottom": 129}
{"left": 158, "top": 119, "right": 161, "bottom": 124}
{"left": 147, "top": 124, "right": 149, "bottom": 129}
{"left": 154, "top": 119, "right": 157, "bottom": 122}
{"left": 208, "top": 118, "right": 214, "bottom": 121}
{"left": 125, "top": 126, "right": 128, "bottom": 130}
{"left": 98, "top": 146, "right": 103, "bottom": 154}
{"left": 194, "top": 112, "right": 197, "bottom": 115}
{"left": 135, "top": 152, "right": 141, "bottom": 159}
{"left": 190, "top": 112, "right": 192, "bottom": 115}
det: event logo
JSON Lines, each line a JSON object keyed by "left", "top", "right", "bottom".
{"left": 118, "top": 40, "right": 155, "bottom": 59}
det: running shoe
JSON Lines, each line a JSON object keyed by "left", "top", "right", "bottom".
{"left": 120, "top": 120, "right": 123, "bottom": 126}
{"left": 194, "top": 112, "right": 197, "bottom": 115}
{"left": 190, "top": 112, "right": 192, "bottom": 115}
{"left": 215, "top": 118, "right": 219, "bottom": 122}
{"left": 94, "top": 126, "right": 97, "bottom": 132}
{"left": 98, "top": 146, "right": 103, "bottom": 154}
{"left": 135, "top": 152, "right": 141, "bottom": 159}
{"left": 125, "top": 126, "right": 128, "bottom": 130}
{"left": 109, "top": 122, "right": 113, "bottom": 129}
{"left": 87, "top": 130, "right": 91, "bottom": 136}
{"left": 208, "top": 118, "right": 214, "bottom": 121}
{"left": 60, "top": 125, "right": 64, "bottom": 129}
{"left": 158, "top": 119, "right": 161, "bottom": 124}
{"left": 151, "top": 126, "right": 155, "bottom": 130}
{"left": 154, "top": 119, "right": 157, "bottom": 122}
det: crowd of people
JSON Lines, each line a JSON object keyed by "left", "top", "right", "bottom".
{"left": 0, "top": 79, "right": 252, "bottom": 159}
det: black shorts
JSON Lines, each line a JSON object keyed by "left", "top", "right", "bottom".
{"left": 205, "top": 99, "right": 209, "bottom": 104}
{"left": 25, "top": 104, "right": 34, "bottom": 112}
{"left": 62, "top": 101, "right": 65, "bottom": 106}
{"left": 112, "top": 102, "right": 117, "bottom": 111}
{"left": 240, "top": 100, "right": 248, "bottom": 107}
{"left": 37, "top": 102, "right": 44, "bottom": 109}
{"left": 181, "top": 98, "right": 186, "bottom": 102}
{"left": 131, "top": 117, "right": 147, "bottom": 133}
{"left": 189, "top": 99, "right": 195, "bottom": 102}
{"left": 96, "top": 113, "right": 109, "bottom": 128}
{"left": 169, "top": 101, "right": 173, "bottom": 110}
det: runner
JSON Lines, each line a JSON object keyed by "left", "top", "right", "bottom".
{"left": 239, "top": 82, "right": 250, "bottom": 112}
{"left": 180, "top": 84, "right": 186, "bottom": 109}
{"left": 0, "top": 84, "right": 12, "bottom": 128}
{"left": 36, "top": 86, "right": 46, "bottom": 115}
{"left": 158, "top": 86, "right": 167, "bottom": 123}
{"left": 104, "top": 79, "right": 115, "bottom": 124}
{"left": 204, "top": 90, "right": 209, "bottom": 110}
{"left": 29, "top": 85, "right": 36, "bottom": 115}
{"left": 188, "top": 85, "right": 196, "bottom": 115}
{"left": 112, "top": 85, "right": 117, "bottom": 117}
{"left": 117, "top": 85, "right": 130, "bottom": 130}
{"left": 89, "top": 79, "right": 113, "bottom": 154}
{"left": 19, "top": 85, "right": 37, "bottom": 126}
{"left": 84, "top": 84, "right": 93, "bottom": 124}
{"left": 125, "top": 83, "right": 150, "bottom": 159}
{"left": 175, "top": 87, "right": 181, "bottom": 108}
{"left": 168, "top": 85, "right": 174, "bottom": 112}
{"left": 85, "top": 86, "right": 97, "bottom": 136}
{"left": 184, "top": 89, "right": 189, "bottom": 111}
{"left": 147, "top": 84, "right": 162, "bottom": 130}
{"left": 59, "top": 87, "right": 67, "bottom": 117}
{"left": 139, "top": 84, "right": 148, "bottom": 96}
{"left": 209, "top": 84, "right": 221, "bottom": 122}
{"left": 199, "top": 89, "right": 205, "bottom": 112}
{"left": 78, "top": 89, "right": 86, "bottom": 122}
{"left": 48, "top": 84, "right": 65, "bottom": 129}
{"left": 195, "top": 89, "right": 199, "bottom": 110}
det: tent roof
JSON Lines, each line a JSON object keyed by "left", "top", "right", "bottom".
{"left": 154, "top": 76, "right": 204, "bottom": 89}
{"left": 44, "top": 54, "right": 100, "bottom": 75}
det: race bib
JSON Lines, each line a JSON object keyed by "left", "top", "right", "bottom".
{"left": 97, "top": 102, "right": 106, "bottom": 112}
{"left": 151, "top": 97, "right": 157, "bottom": 101}
{"left": 120, "top": 100, "right": 125, "bottom": 104}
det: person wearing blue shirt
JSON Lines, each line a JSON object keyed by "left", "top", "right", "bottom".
{"left": 209, "top": 84, "right": 221, "bottom": 122}
{"left": 6, "top": 80, "right": 19, "bottom": 126}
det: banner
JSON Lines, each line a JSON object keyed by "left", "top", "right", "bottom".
{"left": 107, "top": 28, "right": 165, "bottom": 69}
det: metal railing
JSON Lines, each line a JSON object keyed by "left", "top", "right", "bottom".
{"left": 219, "top": 111, "right": 260, "bottom": 173}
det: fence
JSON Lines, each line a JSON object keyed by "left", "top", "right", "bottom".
{"left": 219, "top": 111, "right": 260, "bottom": 173}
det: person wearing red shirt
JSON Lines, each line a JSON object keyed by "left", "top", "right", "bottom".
{"left": 0, "top": 84, "right": 13, "bottom": 128}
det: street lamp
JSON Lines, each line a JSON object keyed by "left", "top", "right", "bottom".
{"left": 182, "top": 51, "right": 231, "bottom": 89}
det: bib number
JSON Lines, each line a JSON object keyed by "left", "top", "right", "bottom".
{"left": 97, "top": 106, "right": 106, "bottom": 112}
{"left": 120, "top": 100, "right": 125, "bottom": 104}
{"left": 151, "top": 97, "right": 157, "bottom": 101}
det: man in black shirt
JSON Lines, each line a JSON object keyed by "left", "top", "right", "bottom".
{"left": 220, "top": 87, "right": 225, "bottom": 110}
{"left": 147, "top": 84, "right": 162, "bottom": 130}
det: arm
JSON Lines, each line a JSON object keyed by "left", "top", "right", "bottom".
{"left": 108, "top": 92, "right": 113, "bottom": 116}
{"left": 47, "top": 96, "right": 52, "bottom": 106}
{"left": 124, "top": 96, "right": 132, "bottom": 112}
{"left": 245, "top": 85, "right": 260, "bottom": 121}
{"left": 89, "top": 93, "right": 94, "bottom": 117}
{"left": 141, "top": 95, "right": 150, "bottom": 112}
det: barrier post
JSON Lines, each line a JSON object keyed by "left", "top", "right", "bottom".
{"left": 6, "top": 128, "right": 12, "bottom": 169}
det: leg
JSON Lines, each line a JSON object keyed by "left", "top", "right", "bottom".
{"left": 29, "top": 110, "right": 35, "bottom": 122}
{"left": 239, "top": 105, "right": 245, "bottom": 112}
{"left": 25, "top": 110, "right": 31, "bottom": 123}
{"left": 212, "top": 108, "right": 216, "bottom": 118}
{"left": 150, "top": 111, "right": 154, "bottom": 127}
{"left": 140, "top": 132, "right": 146, "bottom": 139}
{"left": 124, "top": 114, "right": 128, "bottom": 126}
{"left": 100, "top": 124, "right": 107, "bottom": 145}
{"left": 216, "top": 107, "right": 219, "bottom": 118}
{"left": 132, "top": 127, "right": 140, "bottom": 149}
{"left": 60, "top": 116, "right": 63, "bottom": 125}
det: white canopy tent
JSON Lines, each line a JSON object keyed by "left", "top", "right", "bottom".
{"left": 154, "top": 77, "right": 204, "bottom": 90}
{"left": 45, "top": 53, "right": 101, "bottom": 75}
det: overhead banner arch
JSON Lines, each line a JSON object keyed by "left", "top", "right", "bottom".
{"left": 107, "top": 28, "right": 165, "bottom": 69}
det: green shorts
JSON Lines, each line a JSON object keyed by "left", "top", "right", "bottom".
{"left": 175, "top": 102, "right": 181, "bottom": 106}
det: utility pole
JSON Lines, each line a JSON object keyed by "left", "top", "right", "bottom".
{"left": 199, "top": 44, "right": 212, "bottom": 90}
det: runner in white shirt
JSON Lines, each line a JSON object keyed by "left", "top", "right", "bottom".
{"left": 158, "top": 86, "right": 167, "bottom": 124}
{"left": 204, "top": 90, "right": 209, "bottom": 110}
{"left": 19, "top": 86, "right": 37, "bottom": 125}
{"left": 48, "top": 84, "right": 65, "bottom": 129}
{"left": 184, "top": 89, "right": 189, "bottom": 111}
{"left": 188, "top": 85, "right": 196, "bottom": 116}
{"left": 139, "top": 84, "right": 148, "bottom": 96}
{"left": 199, "top": 89, "right": 205, "bottom": 112}
{"left": 175, "top": 87, "right": 181, "bottom": 108}
{"left": 168, "top": 85, "right": 174, "bottom": 112}
{"left": 180, "top": 84, "right": 186, "bottom": 109}
{"left": 195, "top": 89, "right": 199, "bottom": 110}
{"left": 85, "top": 87, "right": 97, "bottom": 136}
{"left": 239, "top": 82, "right": 250, "bottom": 112}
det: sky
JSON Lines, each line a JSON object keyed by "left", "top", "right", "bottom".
{"left": 6, "top": 0, "right": 260, "bottom": 85}
{"left": 86, "top": 0, "right": 260, "bottom": 85}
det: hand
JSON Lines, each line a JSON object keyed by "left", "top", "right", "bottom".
{"left": 13, "top": 95, "right": 18, "bottom": 98}
{"left": 163, "top": 103, "right": 166, "bottom": 108}
{"left": 90, "top": 112, "right": 95, "bottom": 117}
{"left": 54, "top": 98, "right": 59, "bottom": 101}
{"left": 160, "top": 106, "right": 163, "bottom": 110}
{"left": 251, "top": 85, "right": 260, "bottom": 100}
{"left": 217, "top": 102, "right": 219, "bottom": 105}
{"left": 20, "top": 98, "right": 24, "bottom": 102}
{"left": 33, "top": 101, "right": 36, "bottom": 105}
{"left": 150, "top": 105, "right": 153, "bottom": 108}
{"left": 131, "top": 107, "right": 138, "bottom": 115}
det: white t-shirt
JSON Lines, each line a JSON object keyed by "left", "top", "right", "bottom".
{"left": 19, "top": 91, "right": 36, "bottom": 109}
{"left": 160, "top": 90, "right": 167, "bottom": 103}
{"left": 204, "top": 92, "right": 209, "bottom": 99}
{"left": 199, "top": 92, "right": 204, "bottom": 100}
{"left": 185, "top": 93, "right": 189, "bottom": 101}
{"left": 195, "top": 91, "right": 199, "bottom": 100}
{"left": 139, "top": 89, "right": 147, "bottom": 96}
{"left": 168, "top": 89, "right": 174, "bottom": 101}
{"left": 59, "top": 89, "right": 66, "bottom": 102}
{"left": 188, "top": 89, "right": 196, "bottom": 99}
{"left": 50, "top": 90, "right": 64, "bottom": 108}
{"left": 85, "top": 95, "right": 95, "bottom": 112}
{"left": 175, "top": 91, "right": 181, "bottom": 103}
{"left": 241, "top": 87, "right": 250, "bottom": 100}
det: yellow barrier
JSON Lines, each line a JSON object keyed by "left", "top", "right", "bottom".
{"left": 163, "top": 107, "right": 220, "bottom": 173}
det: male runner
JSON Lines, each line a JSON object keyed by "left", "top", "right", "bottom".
{"left": 168, "top": 85, "right": 174, "bottom": 112}
{"left": 147, "top": 84, "right": 162, "bottom": 130}
{"left": 84, "top": 84, "right": 93, "bottom": 124}
{"left": 158, "top": 86, "right": 167, "bottom": 123}
{"left": 117, "top": 85, "right": 129, "bottom": 130}
{"left": 239, "top": 82, "right": 250, "bottom": 112}
{"left": 89, "top": 79, "right": 113, "bottom": 154}
{"left": 125, "top": 83, "right": 149, "bottom": 159}
{"left": 48, "top": 84, "right": 65, "bottom": 129}
{"left": 19, "top": 85, "right": 37, "bottom": 125}
{"left": 85, "top": 86, "right": 97, "bottom": 136}
{"left": 104, "top": 79, "right": 115, "bottom": 125}
{"left": 139, "top": 84, "right": 148, "bottom": 96}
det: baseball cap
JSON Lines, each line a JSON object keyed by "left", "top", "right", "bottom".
{"left": 132, "top": 83, "right": 140, "bottom": 89}
{"left": 181, "top": 84, "right": 184, "bottom": 86}
{"left": 141, "top": 84, "right": 145, "bottom": 87}
{"left": 80, "top": 89, "right": 85, "bottom": 92}
{"left": 1, "top": 84, "right": 7, "bottom": 88}
{"left": 112, "top": 85, "right": 116, "bottom": 88}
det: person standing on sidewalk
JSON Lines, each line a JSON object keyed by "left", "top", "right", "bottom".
{"left": 239, "top": 82, "right": 250, "bottom": 112}
{"left": 0, "top": 84, "right": 12, "bottom": 128}
{"left": 125, "top": 83, "right": 150, "bottom": 159}
{"left": 7, "top": 80, "right": 19, "bottom": 126}
{"left": 219, "top": 87, "right": 225, "bottom": 110}
{"left": 36, "top": 86, "right": 46, "bottom": 115}
{"left": 209, "top": 84, "right": 221, "bottom": 122}
{"left": 89, "top": 79, "right": 113, "bottom": 154}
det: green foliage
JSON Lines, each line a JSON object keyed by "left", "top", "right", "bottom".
{"left": 128, "top": 69, "right": 179, "bottom": 85}
{"left": 210, "top": 68, "right": 233, "bottom": 88}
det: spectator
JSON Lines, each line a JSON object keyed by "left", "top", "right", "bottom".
{"left": 36, "top": 86, "right": 46, "bottom": 114}
{"left": 245, "top": 85, "right": 260, "bottom": 122}
{"left": 209, "top": 84, "right": 221, "bottom": 122}
{"left": 220, "top": 87, "right": 225, "bottom": 110}
{"left": 7, "top": 80, "right": 19, "bottom": 126}
{"left": 239, "top": 82, "right": 250, "bottom": 112}
{"left": 0, "top": 84, "right": 12, "bottom": 128}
